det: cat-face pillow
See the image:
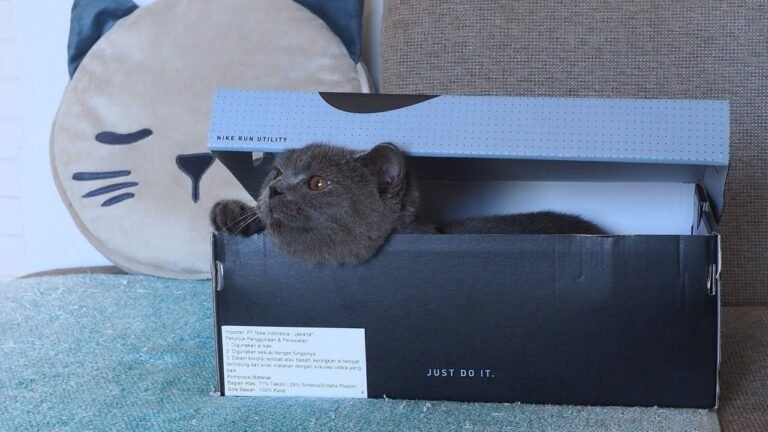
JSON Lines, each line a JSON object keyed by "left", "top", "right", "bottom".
{"left": 52, "top": 0, "right": 368, "bottom": 279}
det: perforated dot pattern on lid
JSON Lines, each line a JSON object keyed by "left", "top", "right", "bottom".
{"left": 208, "top": 90, "right": 729, "bottom": 166}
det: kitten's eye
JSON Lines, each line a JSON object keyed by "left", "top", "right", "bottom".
{"left": 274, "top": 168, "right": 282, "bottom": 179}
{"left": 308, "top": 176, "right": 328, "bottom": 191}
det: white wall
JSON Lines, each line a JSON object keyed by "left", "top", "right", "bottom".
{"left": 1, "top": 0, "right": 110, "bottom": 280}
{"left": 0, "top": 0, "right": 27, "bottom": 280}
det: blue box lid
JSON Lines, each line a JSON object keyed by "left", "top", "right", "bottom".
{"left": 208, "top": 90, "right": 728, "bottom": 166}
{"left": 207, "top": 90, "right": 730, "bottom": 221}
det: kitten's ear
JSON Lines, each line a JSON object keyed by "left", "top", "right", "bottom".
{"left": 357, "top": 143, "right": 406, "bottom": 194}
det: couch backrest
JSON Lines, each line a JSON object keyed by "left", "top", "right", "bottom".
{"left": 380, "top": 0, "right": 768, "bottom": 305}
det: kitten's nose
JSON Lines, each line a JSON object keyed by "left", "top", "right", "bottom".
{"left": 269, "top": 185, "right": 283, "bottom": 199}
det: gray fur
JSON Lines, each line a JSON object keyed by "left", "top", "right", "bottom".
{"left": 211, "top": 143, "right": 427, "bottom": 265}
{"left": 209, "top": 199, "right": 263, "bottom": 236}
{"left": 441, "top": 211, "right": 606, "bottom": 235}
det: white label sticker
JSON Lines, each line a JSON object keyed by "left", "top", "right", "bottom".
{"left": 221, "top": 326, "right": 368, "bottom": 398}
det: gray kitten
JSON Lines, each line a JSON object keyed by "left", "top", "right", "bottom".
{"left": 210, "top": 143, "right": 431, "bottom": 265}
{"left": 211, "top": 143, "right": 606, "bottom": 265}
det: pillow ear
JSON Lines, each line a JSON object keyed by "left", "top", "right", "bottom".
{"left": 294, "top": 0, "right": 364, "bottom": 63}
{"left": 68, "top": 0, "right": 139, "bottom": 77}
{"left": 356, "top": 143, "right": 406, "bottom": 195}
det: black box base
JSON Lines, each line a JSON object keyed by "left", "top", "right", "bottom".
{"left": 212, "top": 233, "right": 719, "bottom": 408}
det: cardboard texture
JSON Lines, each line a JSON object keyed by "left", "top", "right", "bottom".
{"left": 208, "top": 91, "right": 727, "bottom": 408}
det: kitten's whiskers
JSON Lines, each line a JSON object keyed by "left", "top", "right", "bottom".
{"left": 232, "top": 213, "right": 260, "bottom": 234}
{"left": 225, "top": 208, "right": 259, "bottom": 230}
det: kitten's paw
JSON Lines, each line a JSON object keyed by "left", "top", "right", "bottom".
{"left": 210, "top": 200, "right": 264, "bottom": 236}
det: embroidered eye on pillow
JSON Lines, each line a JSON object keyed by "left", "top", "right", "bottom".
{"left": 51, "top": 0, "right": 368, "bottom": 279}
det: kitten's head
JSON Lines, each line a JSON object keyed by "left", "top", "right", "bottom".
{"left": 257, "top": 143, "right": 416, "bottom": 265}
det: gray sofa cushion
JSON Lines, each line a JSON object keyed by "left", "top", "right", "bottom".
{"left": 381, "top": 1, "right": 768, "bottom": 305}
{"left": 720, "top": 307, "right": 768, "bottom": 432}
